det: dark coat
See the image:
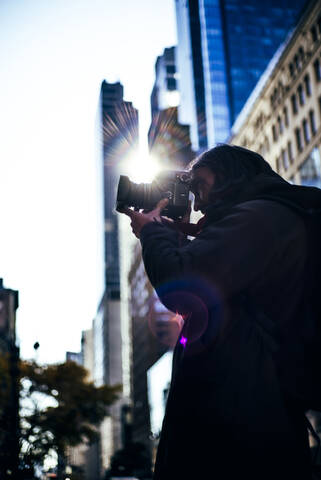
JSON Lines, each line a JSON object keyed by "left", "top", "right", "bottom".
{"left": 140, "top": 198, "right": 313, "bottom": 480}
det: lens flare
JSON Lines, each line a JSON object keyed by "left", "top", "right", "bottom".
{"left": 147, "top": 298, "right": 184, "bottom": 348}
{"left": 148, "top": 107, "right": 194, "bottom": 169}
{"left": 148, "top": 276, "right": 223, "bottom": 351}
{"left": 122, "top": 150, "right": 162, "bottom": 183}
{"left": 102, "top": 102, "right": 139, "bottom": 168}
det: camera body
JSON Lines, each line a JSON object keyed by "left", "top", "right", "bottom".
{"left": 116, "top": 170, "right": 191, "bottom": 220}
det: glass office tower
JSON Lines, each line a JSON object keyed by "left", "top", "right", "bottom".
{"left": 175, "top": 0, "right": 308, "bottom": 151}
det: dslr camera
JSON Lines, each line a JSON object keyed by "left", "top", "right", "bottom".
{"left": 116, "top": 170, "right": 191, "bottom": 220}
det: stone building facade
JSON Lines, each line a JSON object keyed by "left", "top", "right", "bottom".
{"left": 230, "top": 0, "right": 321, "bottom": 189}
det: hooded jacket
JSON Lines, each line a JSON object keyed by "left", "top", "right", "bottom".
{"left": 139, "top": 173, "right": 321, "bottom": 480}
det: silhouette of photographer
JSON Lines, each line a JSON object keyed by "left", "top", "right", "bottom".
{"left": 120, "top": 144, "right": 321, "bottom": 480}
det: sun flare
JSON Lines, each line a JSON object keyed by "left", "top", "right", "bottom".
{"left": 121, "top": 150, "right": 163, "bottom": 183}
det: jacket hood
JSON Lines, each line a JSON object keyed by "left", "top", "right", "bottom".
{"left": 204, "top": 171, "right": 321, "bottom": 224}
{"left": 175, "top": 172, "right": 321, "bottom": 237}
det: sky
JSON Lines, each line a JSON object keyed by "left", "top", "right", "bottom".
{"left": 0, "top": 0, "right": 177, "bottom": 364}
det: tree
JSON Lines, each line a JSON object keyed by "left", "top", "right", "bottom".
{"left": 18, "top": 359, "right": 121, "bottom": 478}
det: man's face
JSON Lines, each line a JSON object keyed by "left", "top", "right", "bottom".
{"left": 191, "top": 167, "right": 216, "bottom": 213}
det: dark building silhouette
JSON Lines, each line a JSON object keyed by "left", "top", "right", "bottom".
{"left": 0, "top": 279, "right": 19, "bottom": 479}
{"left": 101, "top": 80, "right": 139, "bottom": 299}
{"left": 93, "top": 80, "right": 138, "bottom": 473}
{"left": 175, "top": 0, "right": 308, "bottom": 150}
{"left": 128, "top": 243, "right": 180, "bottom": 455}
{"left": 148, "top": 46, "right": 194, "bottom": 168}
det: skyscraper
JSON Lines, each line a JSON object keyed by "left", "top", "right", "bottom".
{"left": 149, "top": 46, "right": 194, "bottom": 168}
{"left": 175, "top": 0, "right": 308, "bottom": 151}
{"left": 94, "top": 81, "right": 138, "bottom": 471}
{"left": 101, "top": 80, "right": 138, "bottom": 299}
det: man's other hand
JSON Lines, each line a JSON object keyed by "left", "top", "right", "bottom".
{"left": 118, "top": 198, "right": 169, "bottom": 238}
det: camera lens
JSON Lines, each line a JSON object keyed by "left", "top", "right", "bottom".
{"left": 116, "top": 175, "right": 162, "bottom": 210}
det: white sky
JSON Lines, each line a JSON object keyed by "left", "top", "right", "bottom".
{"left": 0, "top": 0, "right": 177, "bottom": 364}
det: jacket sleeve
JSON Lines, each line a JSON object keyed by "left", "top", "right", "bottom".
{"left": 139, "top": 202, "right": 281, "bottom": 299}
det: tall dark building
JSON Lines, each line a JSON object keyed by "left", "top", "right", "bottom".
{"left": 150, "top": 47, "right": 179, "bottom": 117}
{"left": 101, "top": 80, "right": 138, "bottom": 299}
{"left": 0, "top": 279, "right": 19, "bottom": 479}
{"left": 175, "top": 0, "right": 308, "bottom": 150}
{"left": 94, "top": 81, "right": 138, "bottom": 471}
{"left": 149, "top": 46, "right": 194, "bottom": 168}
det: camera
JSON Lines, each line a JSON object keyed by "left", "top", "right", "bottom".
{"left": 116, "top": 170, "right": 191, "bottom": 220}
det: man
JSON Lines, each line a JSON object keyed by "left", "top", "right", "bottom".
{"left": 120, "top": 145, "right": 321, "bottom": 479}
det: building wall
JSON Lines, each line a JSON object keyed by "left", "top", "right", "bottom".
{"left": 128, "top": 242, "right": 182, "bottom": 461}
{"left": 95, "top": 80, "right": 139, "bottom": 476}
{"left": 66, "top": 329, "right": 100, "bottom": 480}
{"left": 176, "top": 0, "right": 308, "bottom": 151}
{"left": 82, "top": 329, "right": 94, "bottom": 381}
{"left": 93, "top": 294, "right": 122, "bottom": 473}
{"left": 230, "top": 0, "right": 321, "bottom": 188}
{"left": 81, "top": 328, "right": 100, "bottom": 480}
{"left": 151, "top": 47, "right": 179, "bottom": 114}
{"left": 175, "top": 0, "right": 199, "bottom": 150}
{"left": 149, "top": 46, "right": 194, "bottom": 168}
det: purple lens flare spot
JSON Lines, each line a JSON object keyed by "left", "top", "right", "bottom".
{"left": 180, "top": 335, "right": 187, "bottom": 348}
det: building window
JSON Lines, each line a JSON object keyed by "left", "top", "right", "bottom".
{"left": 304, "top": 74, "right": 312, "bottom": 96}
{"left": 298, "top": 84, "right": 305, "bottom": 106}
{"left": 272, "top": 125, "right": 277, "bottom": 142}
{"left": 309, "top": 110, "right": 317, "bottom": 135}
{"left": 166, "top": 78, "right": 176, "bottom": 90}
{"left": 277, "top": 115, "right": 284, "bottom": 135}
{"left": 289, "top": 62, "right": 295, "bottom": 78}
{"left": 299, "top": 147, "right": 321, "bottom": 188}
{"left": 166, "top": 65, "right": 175, "bottom": 74}
{"left": 291, "top": 94, "right": 298, "bottom": 114}
{"left": 311, "top": 25, "right": 318, "bottom": 42}
{"left": 283, "top": 106, "right": 289, "bottom": 127}
{"left": 303, "top": 119, "right": 311, "bottom": 144}
{"left": 282, "top": 149, "right": 289, "bottom": 170}
{"left": 287, "top": 141, "right": 294, "bottom": 164}
{"left": 295, "top": 127, "right": 303, "bottom": 152}
{"left": 314, "top": 59, "right": 321, "bottom": 82}
{"left": 294, "top": 54, "right": 302, "bottom": 71}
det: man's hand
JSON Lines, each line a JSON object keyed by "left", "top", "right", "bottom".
{"left": 118, "top": 198, "right": 169, "bottom": 239}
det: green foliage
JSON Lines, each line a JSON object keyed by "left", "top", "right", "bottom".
{"left": 18, "top": 359, "right": 121, "bottom": 472}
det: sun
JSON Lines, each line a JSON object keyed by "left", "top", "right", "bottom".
{"left": 120, "top": 148, "right": 163, "bottom": 183}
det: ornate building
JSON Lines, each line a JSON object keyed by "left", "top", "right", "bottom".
{"left": 230, "top": 0, "right": 321, "bottom": 188}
